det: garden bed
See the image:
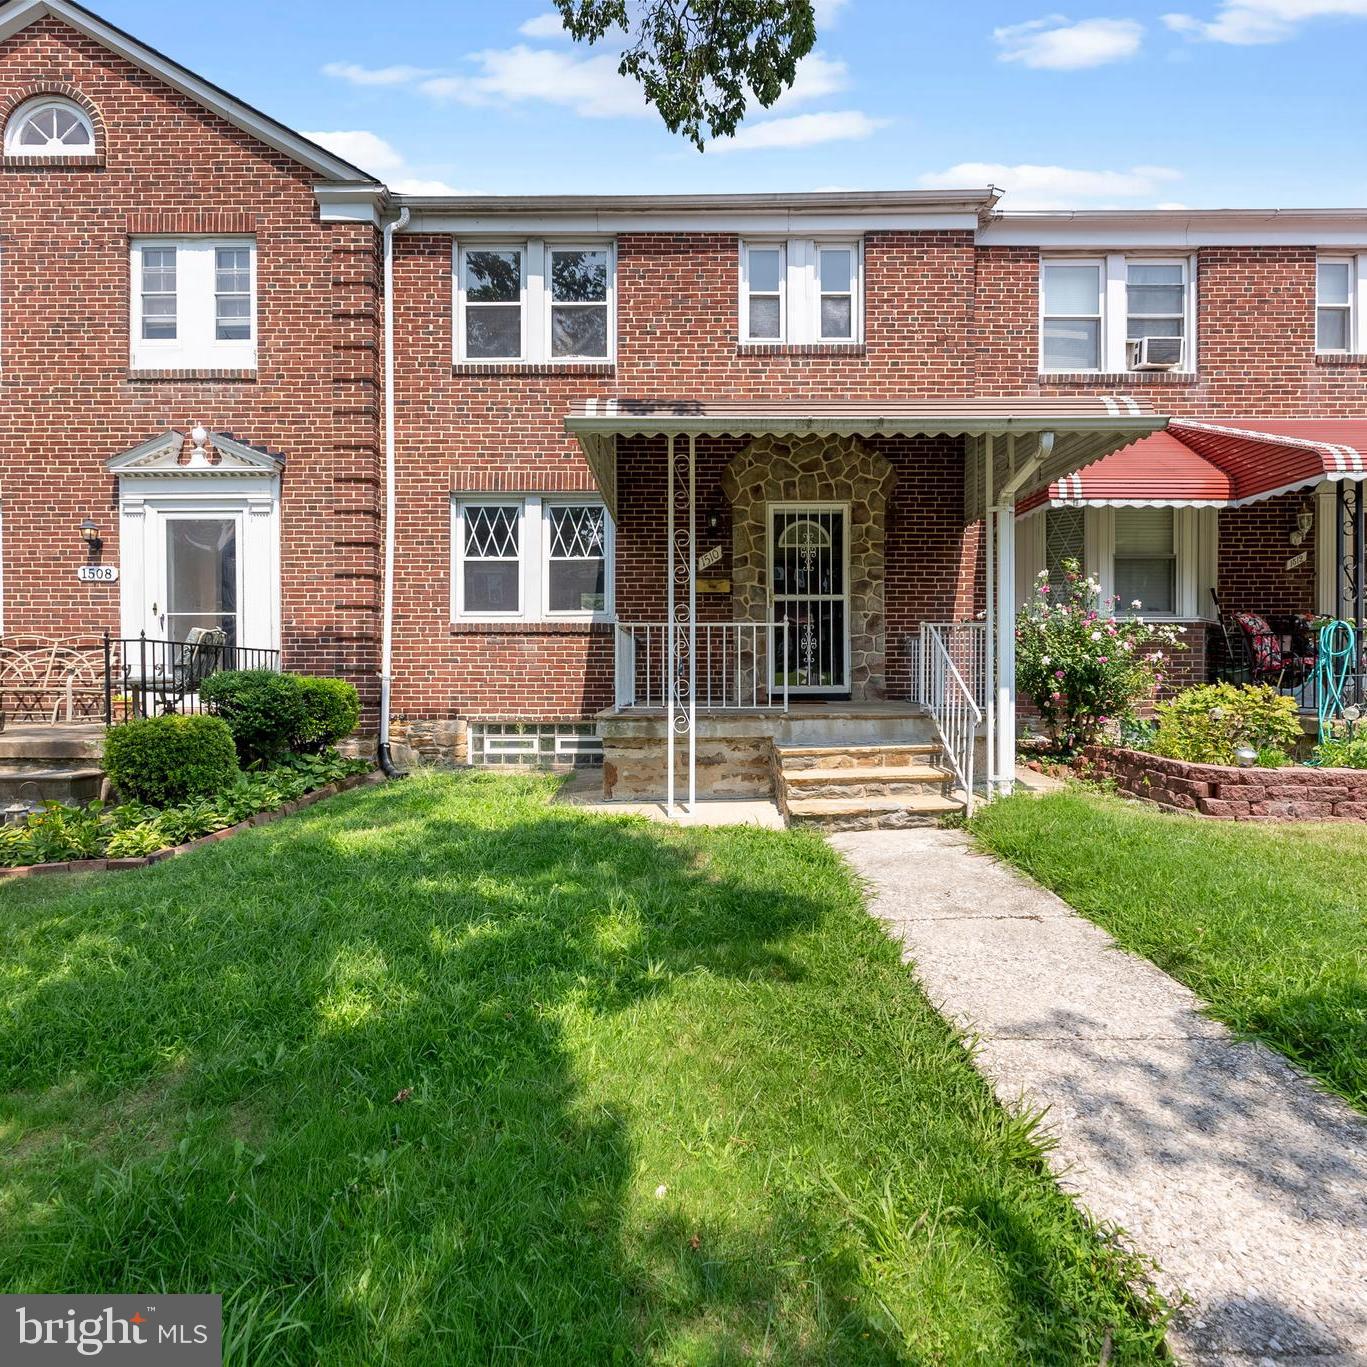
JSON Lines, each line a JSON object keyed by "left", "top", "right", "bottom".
{"left": 1, "top": 765, "right": 382, "bottom": 876}
{"left": 1083, "top": 745, "right": 1367, "bottom": 820}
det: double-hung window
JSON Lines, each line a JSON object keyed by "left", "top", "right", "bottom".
{"left": 1113, "top": 508, "right": 1176, "bottom": 616}
{"left": 130, "top": 237, "right": 256, "bottom": 370}
{"left": 1316, "top": 257, "right": 1360, "bottom": 353}
{"left": 454, "top": 241, "right": 614, "bottom": 363}
{"left": 453, "top": 494, "right": 613, "bottom": 621}
{"left": 740, "top": 238, "right": 861, "bottom": 344}
{"left": 1040, "top": 255, "right": 1194, "bottom": 373}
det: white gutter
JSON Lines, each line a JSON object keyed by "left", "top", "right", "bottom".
{"left": 378, "top": 205, "right": 410, "bottom": 775}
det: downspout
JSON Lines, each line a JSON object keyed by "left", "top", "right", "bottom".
{"left": 378, "top": 205, "right": 410, "bottom": 778}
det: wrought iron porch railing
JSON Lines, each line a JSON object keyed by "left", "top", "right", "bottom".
{"left": 613, "top": 622, "right": 790, "bottom": 712}
{"left": 104, "top": 633, "right": 281, "bottom": 724}
{"left": 920, "top": 622, "right": 983, "bottom": 817}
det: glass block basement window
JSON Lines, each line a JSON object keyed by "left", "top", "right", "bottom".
{"left": 468, "top": 722, "right": 603, "bottom": 768}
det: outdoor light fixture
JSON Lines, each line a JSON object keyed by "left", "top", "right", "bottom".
{"left": 1290, "top": 500, "right": 1314, "bottom": 547}
{"left": 79, "top": 517, "right": 102, "bottom": 553}
{"left": 1234, "top": 744, "right": 1258, "bottom": 768}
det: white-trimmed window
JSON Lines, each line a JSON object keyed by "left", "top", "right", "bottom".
{"left": 130, "top": 238, "right": 256, "bottom": 370}
{"left": 453, "top": 494, "right": 614, "bottom": 621}
{"left": 1040, "top": 254, "right": 1195, "bottom": 373}
{"left": 4, "top": 96, "right": 94, "bottom": 156}
{"left": 454, "top": 240, "right": 614, "bottom": 363}
{"left": 1114, "top": 508, "right": 1177, "bottom": 616}
{"left": 1025, "top": 505, "right": 1215, "bottom": 620}
{"left": 1315, "top": 256, "right": 1367, "bottom": 354}
{"left": 740, "top": 238, "right": 862, "bottom": 344}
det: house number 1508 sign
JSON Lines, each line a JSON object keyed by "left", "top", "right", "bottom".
{"left": 77, "top": 564, "right": 118, "bottom": 583}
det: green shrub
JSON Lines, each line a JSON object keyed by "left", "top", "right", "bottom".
{"left": 1150, "top": 683, "right": 1302, "bottom": 766}
{"left": 104, "top": 714, "right": 240, "bottom": 805}
{"left": 1314, "top": 732, "right": 1367, "bottom": 768}
{"left": 297, "top": 676, "right": 360, "bottom": 750}
{"left": 199, "top": 670, "right": 310, "bottom": 764}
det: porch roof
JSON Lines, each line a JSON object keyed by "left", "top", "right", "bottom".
{"left": 563, "top": 396, "right": 1166, "bottom": 517}
{"left": 1015, "top": 417, "right": 1367, "bottom": 515}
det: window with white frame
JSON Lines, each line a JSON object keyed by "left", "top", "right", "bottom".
{"left": 130, "top": 238, "right": 256, "bottom": 370}
{"left": 740, "top": 238, "right": 861, "bottom": 344}
{"left": 1040, "top": 255, "right": 1195, "bottom": 373}
{"left": 1114, "top": 507, "right": 1177, "bottom": 616}
{"left": 453, "top": 494, "right": 613, "bottom": 620}
{"left": 1316, "top": 257, "right": 1361, "bottom": 353}
{"left": 4, "top": 96, "right": 94, "bottom": 156}
{"left": 454, "top": 241, "right": 614, "bottom": 363}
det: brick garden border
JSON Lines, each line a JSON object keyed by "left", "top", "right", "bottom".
{"left": 0, "top": 770, "right": 387, "bottom": 879}
{"left": 1082, "top": 745, "right": 1367, "bottom": 821}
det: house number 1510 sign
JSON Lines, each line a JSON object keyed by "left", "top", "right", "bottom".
{"left": 76, "top": 564, "right": 118, "bottom": 583}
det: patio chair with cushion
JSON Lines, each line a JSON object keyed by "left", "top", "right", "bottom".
{"left": 1210, "top": 591, "right": 1316, "bottom": 689}
{"left": 131, "top": 628, "right": 229, "bottom": 715}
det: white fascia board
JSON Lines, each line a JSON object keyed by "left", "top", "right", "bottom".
{"left": 982, "top": 210, "right": 1367, "bottom": 248}
{"left": 316, "top": 184, "right": 388, "bottom": 225}
{"left": 0, "top": 0, "right": 381, "bottom": 187}
{"left": 402, "top": 210, "right": 982, "bottom": 236}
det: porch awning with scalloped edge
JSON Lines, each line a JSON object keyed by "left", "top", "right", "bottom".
{"left": 563, "top": 396, "right": 1166, "bottom": 518}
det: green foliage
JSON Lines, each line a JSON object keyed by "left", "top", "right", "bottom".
{"left": 552, "top": 0, "right": 817, "bottom": 149}
{"left": 1150, "top": 682, "right": 1302, "bottom": 766}
{"left": 1118, "top": 715, "right": 1158, "bottom": 752}
{"left": 0, "top": 751, "right": 370, "bottom": 868}
{"left": 1016, "top": 558, "right": 1183, "bottom": 751}
{"left": 1314, "top": 730, "right": 1367, "bottom": 768}
{"left": 296, "top": 676, "right": 360, "bottom": 751}
{"left": 199, "top": 669, "right": 309, "bottom": 765}
{"left": 200, "top": 671, "right": 359, "bottom": 763}
{"left": 104, "top": 714, "right": 240, "bottom": 806}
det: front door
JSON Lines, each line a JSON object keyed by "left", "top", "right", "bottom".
{"left": 769, "top": 504, "right": 850, "bottom": 694}
{"left": 155, "top": 514, "right": 241, "bottom": 646}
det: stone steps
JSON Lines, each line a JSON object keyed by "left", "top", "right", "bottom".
{"left": 0, "top": 767, "right": 105, "bottom": 807}
{"left": 773, "top": 739, "right": 966, "bottom": 831}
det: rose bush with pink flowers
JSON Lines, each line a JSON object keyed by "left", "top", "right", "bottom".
{"left": 1016, "top": 557, "right": 1183, "bottom": 751}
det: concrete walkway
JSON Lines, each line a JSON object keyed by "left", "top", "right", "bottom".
{"left": 830, "top": 827, "right": 1367, "bottom": 1365}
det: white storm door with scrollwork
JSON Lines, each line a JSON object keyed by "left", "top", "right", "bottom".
{"left": 768, "top": 503, "right": 850, "bottom": 694}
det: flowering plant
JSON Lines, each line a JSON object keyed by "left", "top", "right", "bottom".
{"left": 1016, "top": 558, "right": 1183, "bottom": 751}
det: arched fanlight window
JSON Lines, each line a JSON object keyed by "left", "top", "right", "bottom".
{"left": 776, "top": 519, "right": 832, "bottom": 551}
{"left": 4, "top": 97, "right": 96, "bottom": 156}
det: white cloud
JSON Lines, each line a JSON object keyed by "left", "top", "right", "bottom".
{"left": 767, "top": 52, "right": 849, "bottom": 109}
{"left": 709, "top": 110, "right": 886, "bottom": 153}
{"left": 1163, "top": 0, "right": 1367, "bottom": 43}
{"left": 920, "top": 160, "right": 1182, "bottom": 209}
{"left": 418, "top": 46, "right": 647, "bottom": 118}
{"left": 813, "top": 0, "right": 852, "bottom": 23}
{"left": 301, "top": 130, "right": 465, "bottom": 194}
{"left": 322, "top": 62, "right": 435, "bottom": 87}
{"left": 518, "top": 12, "right": 568, "bottom": 38}
{"left": 994, "top": 15, "right": 1145, "bottom": 68}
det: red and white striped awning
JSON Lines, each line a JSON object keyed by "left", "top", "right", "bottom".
{"left": 1020, "top": 417, "right": 1367, "bottom": 514}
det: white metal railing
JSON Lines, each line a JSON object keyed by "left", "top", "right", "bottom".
{"left": 614, "top": 621, "right": 790, "bottom": 712}
{"left": 920, "top": 622, "right": 984, "bottom": 817}
{"left": 909, "top": 621, "right": 988, "bottom": 711}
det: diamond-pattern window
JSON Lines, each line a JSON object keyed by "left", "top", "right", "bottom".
{"left": 546, "top": 503, "right": 606, "bottom": 614}
{"left": 1044, "top": 506, "right": 1085, "bottom": 586}
{"left": 461, "top": 503, "right": 521, "bottom": 614}
{"left": 465, "top": 504, "right": 521, "bottom": 559}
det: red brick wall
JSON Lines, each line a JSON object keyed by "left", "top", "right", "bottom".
{"left": 389, "top": 229, "right": 982, "bottom": 724}
{"left": 1218, "top": 495, "right": 1318, "bottom": 617}
{"left": 0, "top": 17, "right": 381, "bottom": 704}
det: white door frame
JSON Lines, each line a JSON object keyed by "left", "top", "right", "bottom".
{"left": 767, "top": 500, "right": 852, "bottom": 694}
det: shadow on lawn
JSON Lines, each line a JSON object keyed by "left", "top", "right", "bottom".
{"left": 0, "top": 776, "right": 908, "bottom": 1364}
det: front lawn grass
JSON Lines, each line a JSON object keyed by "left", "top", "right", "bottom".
{"left": 0, "top": 773, "right": 1165, "bottom": 1364}
{"left": 973, "top": 786, "right": 1367, "bottom": 1112}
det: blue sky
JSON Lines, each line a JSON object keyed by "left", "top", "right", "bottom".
{"left": 98, "top": 0, "right": 1367, "bottom": 207}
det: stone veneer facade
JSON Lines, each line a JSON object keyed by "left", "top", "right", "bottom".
{"left": 721, "top": 435, "right": 897, "bottom": 700}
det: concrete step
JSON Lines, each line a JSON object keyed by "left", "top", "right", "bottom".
{"left": 784, "top": 793, "right": 964, "bottom": 832}
{"left": 0, "top": 767, "right": 105, "bottom": 807}
{"left": 0, "top": 728, "right": 105, "bottom": 766}
{"left": 775, "top": 742, "right": 941, "bottom": 772}
{"left": 780, "top": 764, "right": 951, "bottom": 799}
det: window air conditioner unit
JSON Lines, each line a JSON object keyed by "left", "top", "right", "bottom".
{"left": 1127, "top": 336, "right": 1184, "bottom": 371}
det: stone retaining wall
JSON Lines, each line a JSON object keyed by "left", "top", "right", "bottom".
{"left": 1082, "top": 745, "right": 1367, "bottom": 820}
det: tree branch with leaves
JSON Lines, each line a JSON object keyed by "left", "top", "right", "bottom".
{"left": 551, "top": 0, "right": 817, "bottom": 149}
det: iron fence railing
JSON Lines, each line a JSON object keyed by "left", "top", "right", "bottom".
{"left": 104, "top": 633, "right": 281, "bottom": 723}
{"left": 907, "top": 621, "right": 988, "bottom": 711}
{"left": 920, "top": 622, "right": 983, "bottom": 816}
{"left": 613, "top": 621, "right": 790, "bottom": 712}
